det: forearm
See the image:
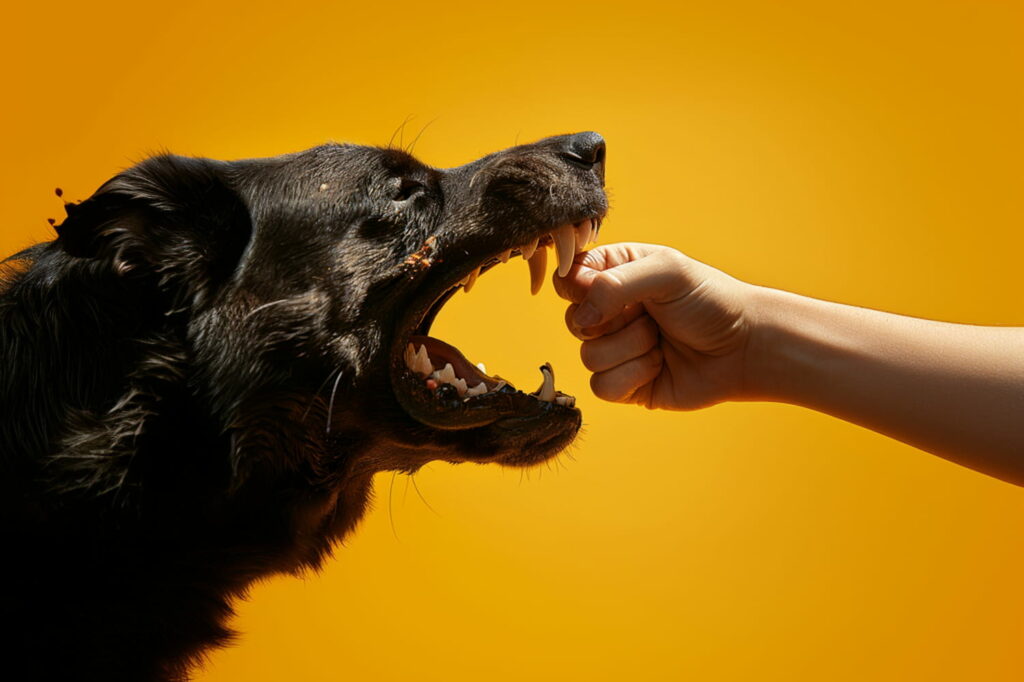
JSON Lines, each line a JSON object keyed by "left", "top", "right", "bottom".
{"left": 745, "top": 286, "right": 1024, "bottom": 484}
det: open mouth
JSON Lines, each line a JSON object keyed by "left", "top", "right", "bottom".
{"left": 391, "top": 217, "right": 603, "bottom": 433}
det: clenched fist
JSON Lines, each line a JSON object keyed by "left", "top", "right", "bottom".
{"left": 553, "top": 243, "right": 758, "bottom": 410}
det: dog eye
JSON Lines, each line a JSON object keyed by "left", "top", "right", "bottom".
{"left": 393, "top": 178, "right": 425, "bottom": 202}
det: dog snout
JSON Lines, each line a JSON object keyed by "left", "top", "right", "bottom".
{"left": 560, "top": 131, "right": 606, "bottom": 184}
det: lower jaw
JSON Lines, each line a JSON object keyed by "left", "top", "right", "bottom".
{"left": 390, "top": 365, "right": 582, "bottom": 460}
{"left": 393, "top": 370, "right": 575, "bottom": 430}
{"left": 488, "top": 411, "right": 583, "bottom": 467}
{"left": 437, "top": 407, "right": 583, "bottom": 468}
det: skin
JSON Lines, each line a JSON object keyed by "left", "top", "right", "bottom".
{"left": 553, "top": 242, "right": 1024, "bottom": 486}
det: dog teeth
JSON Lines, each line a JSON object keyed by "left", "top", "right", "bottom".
{"left": 437, "top": 363, "right": 457, "bottom": 384}
{"left": 421, "top": 358, "right": 502, "bottom": 400}
{"left": 457, "top": 218, "right": 603, "bottom": 297}
{"left": 533, "top": 363, "right": 556, "bottom": 402}
{"left": 527, "top": 246, "right": 547, "bottom": 296}
{"left": 416, "top": 217, "right": 601, "bottom": 401}
{"left": 462, "top": 266, "right": 481, "bottom": 293}
{"left": 520, "top": 237, "right": 539, "bottom": 260}
{"left": 404, "top": 343, "right": 433, "bottom": 377}
{"left": 414, "top": 344, "right": 432, "bottom": 376}
{"left": 552, "top": 223, "right": 577, "bottom": 278}
{"left": 574, "top": 220, "right": 591, "bottom": 252}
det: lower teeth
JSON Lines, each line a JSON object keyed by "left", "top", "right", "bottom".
{"left": 532, "top": 363, "right": 556, "bottom": 402}
{"left": 405, "top": 343, "right": 569, "bottom": 404}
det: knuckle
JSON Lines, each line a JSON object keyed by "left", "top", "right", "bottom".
{"left": 643, "top": 346, "right": 664, "bottom": 370}
{"left": 579, "top": 342, "right": 601, "bottom": 371}
{"left": 590, "top": 374, "right": 622, "bottom": 402}
{"left": 592, "top": 271, "right": 623, "bottom": 297}
{"left": 564, "top": 304, "right": 578, "bottom": 327}
{"left": 636, "top": 317, "right": 659, "bottom": 350}
{"left": 665, "top": 248, "right": 690, "bottom": 270}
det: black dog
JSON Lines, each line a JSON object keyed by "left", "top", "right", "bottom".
{"left": 0, "top": 133, "right": 607, "bottom": 681}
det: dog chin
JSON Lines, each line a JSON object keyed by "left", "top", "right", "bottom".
{"left": 426, "top": 406, "right": 583, "bottom": 468}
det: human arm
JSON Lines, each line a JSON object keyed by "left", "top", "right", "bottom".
{"left": 554, "top": 242, "right": 1024, "bottom": 485}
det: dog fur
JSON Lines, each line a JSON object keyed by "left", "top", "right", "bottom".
{"left": 0, "top": 134, "right": 606, "bottom": 680}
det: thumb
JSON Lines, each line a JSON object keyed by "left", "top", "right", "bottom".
{"left": 571, "top": 251, "right": 689, "bottom": 327}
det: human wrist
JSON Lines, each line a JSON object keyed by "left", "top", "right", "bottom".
{"left": 739, "top": 285, "right": 816, "bottom": 403}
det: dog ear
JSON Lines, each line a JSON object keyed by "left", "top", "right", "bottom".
{"left": 55, "top": 154, "right": 253, "bottom": 301}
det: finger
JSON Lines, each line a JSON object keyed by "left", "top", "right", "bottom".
{"left": 552, "top": 243, "right": 663, "bottom": 303}
{"left": 589, "top": 347, "right": 664, "bottom": 403}
{"left": 575, "top": 242, "right": 665, "bottom": 272}
{"left": 580, "top": 314, "right": 659, "bottom": 372}
{"left": 564, "top": 304, "right": 593, "bottom": 340}
{"left": 565, "top": 303, "right": 643, "bottom": 340}
{"left": 582, "top": 303, "right": 644, "bottom": 338}
{"left": 572, "top": 249, "right": 693, "bottom": 328}
{"left": 551, "top": 257, "right": 599, "bottom": 304}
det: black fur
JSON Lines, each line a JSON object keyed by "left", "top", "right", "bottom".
{"left": 0, "top": 134, "right": 606, "bottom": 680}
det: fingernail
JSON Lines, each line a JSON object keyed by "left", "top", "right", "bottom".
{"left": 574, "top": 302, "right": 600, "bottom": 327}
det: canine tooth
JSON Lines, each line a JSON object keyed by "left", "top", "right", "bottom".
{"left": 453, "top": 377, "right": 468, "bottom": 396}
{"left": 553, "top": 224, "right": 576, "bottom": 278}
{"left": 463, "top": 267, "right": 480, "bottom": 293}
{"left": 415, "top": 344, "right": 433, "bottom": 376}
{"left": 438, "top": 363, "right": 457, "bottom": 384}
{"left": 404, "top": 343, "right": 416, "bottom": 369}
{"left": 491, "top": 380, "right": 508, "bottom": 392}
{"left": 466, "top": 382, "right": 487, "bottom": 397}
{"left": 535, "top": 363, "right": 556, "bottom": 402}
{"left": 520, "top": 237, "right": 539, "bottom": 260}
{"left": 499, "top": 249, "right": 512, "bottom": 263}
{"left": 476, "top": 362, "right": 487, "bottom": 373}
{"left": 574, "top": 221, "right": 589, "bottom": 252}
{"left": 527, "top": 246, "right": 547, "bottom": 295}
{"left": 555, "top": 395, "right": 576, "bottom": 407}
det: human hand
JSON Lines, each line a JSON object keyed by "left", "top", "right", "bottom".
{"left": 555, "top": 242, "right": 1024, "bottom": 484}
{"left": 553, "top": 243, "right": 759, "bottom": 410}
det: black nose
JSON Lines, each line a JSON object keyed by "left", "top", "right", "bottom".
{"left": 563, "top": 131, "right": 606, "bottom": 166}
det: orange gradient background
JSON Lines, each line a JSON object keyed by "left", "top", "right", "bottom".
{"left": 5, "top": 1, "right": 1024, "bottom": 680}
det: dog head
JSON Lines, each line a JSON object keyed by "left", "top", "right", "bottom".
{"left": 55, "top": 133, "right": 608, "bottom": 481}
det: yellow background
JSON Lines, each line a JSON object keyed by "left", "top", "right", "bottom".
{"left": 5, "top": 1, "right": 1024, "bottom": 679}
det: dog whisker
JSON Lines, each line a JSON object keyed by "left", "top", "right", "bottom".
{"left": 243, "top": 298, "right": 292, "bottom": 321}
{"left": 387, "top": 114, "right": 415, "bottom": 150}
{"left": 325, "top": 369, "right": 344, "bottom": 435}
{"left": 388, "top": 471, "right": 400, "bottom": 541}
{"left": 409, "top": 473, "right": 439, "bottom": 516}
{"left": 303, "top": 368, "right": 342, "bottom": 422}
{"left": 406, "top": 117, "right": 438, "bottom": 155}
